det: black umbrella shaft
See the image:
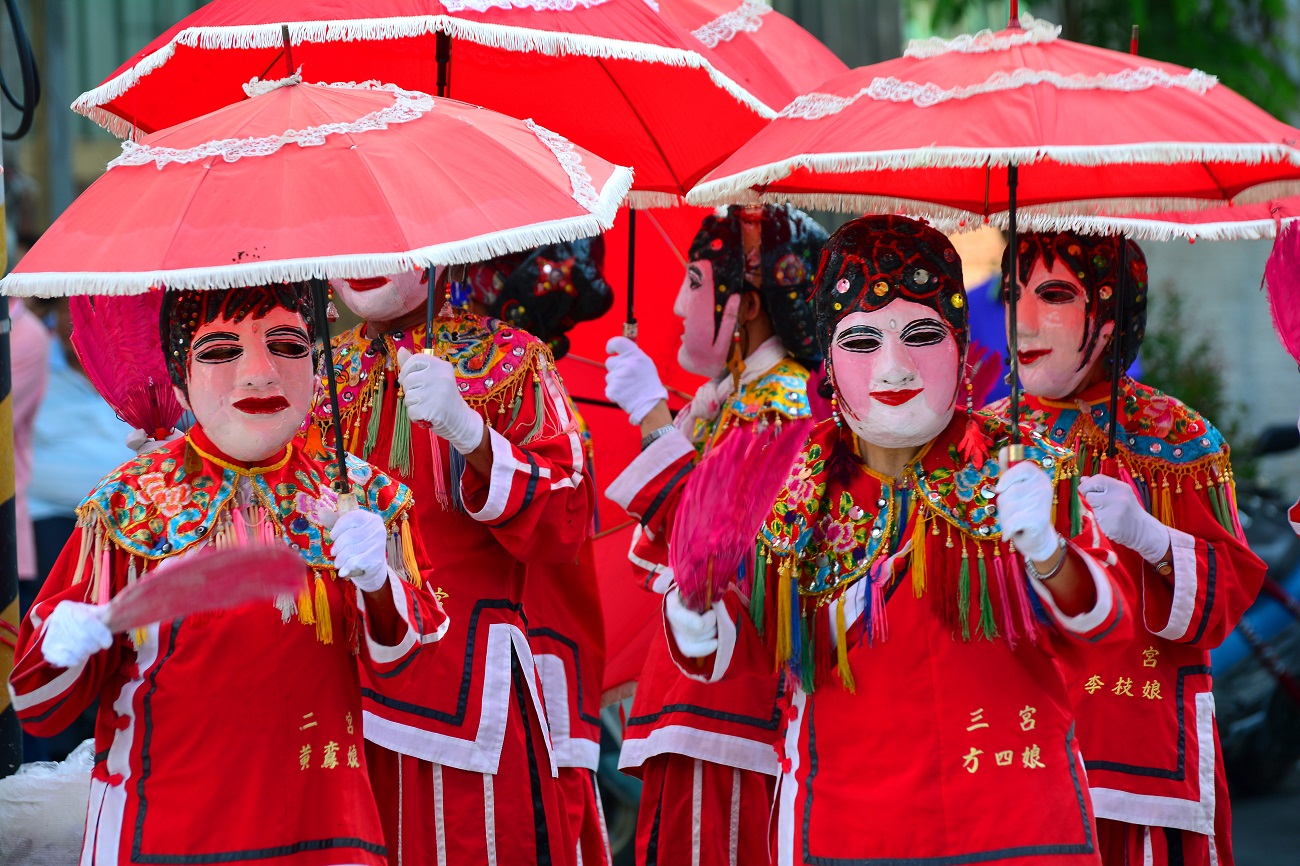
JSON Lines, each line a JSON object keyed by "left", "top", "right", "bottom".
{"left": 311, "top": 278, "right": 350, "bottom": 494}
{"left": 1107, "top": 239, "right": 1129, "bottom": 458}
{"left": 1006, "top": 163, "right": 1020, "bottom": 446}
{"left": 625, "top": 209, "right": 637, "bottom": 338}
{"left": 426, "top": 267, "right": 436, "bottom": 350}
{"left": 436, "top": 32, "right": 452, "bottom": 97}
{"left": 0, "top": 298, "right": 22, "bottom": 778}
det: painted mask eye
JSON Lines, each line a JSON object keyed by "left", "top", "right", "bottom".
{"left": 1035, "top": 281, "right": 1082, "bottom": 305}
{"left": 191, "top": 332, "right": 242, "bottom": 364}
{"left": 900, "top": 320, "right": 948, "bottom": 347}
{"left": 266, "top": 327, "right": 311, "bottom": 359}
{"left": 688, "top": 264, "right": 705, "bottom": 291}
{"left": 835, "top": 325, "right": 883, "bottom": 353}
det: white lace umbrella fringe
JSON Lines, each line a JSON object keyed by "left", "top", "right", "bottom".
{"left": 0, "top": 166, "right": 634, "bottom": 298}
{"left": 691, "top": 0, "right": 771, "bottom": 49}
{"left": 685, "top": 143, "right": 1300, "bottom": 207}
{"left": 71, "top": 15, "right": 777, "bottom": 140}
{"left": 904, "top": 14, "right": 1060, "bottom": 59}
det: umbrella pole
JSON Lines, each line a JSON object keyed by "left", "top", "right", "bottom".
{"left": 310, "top": 278, "right": 351, "bottom": 495}
{"left": 436, "top": 32, "right": 452, "bottom": 97}
{"left": 1006, "top": 162, "right": 1022, "bottom": 451}
{"left": 425, "top": 267, "right": 436, "bottom": 351}
{"left": 625, "top": 209, "right": 638, "bottom": 340}
{"left": 1106, "top": 239, "right": 1129, "bottom": 458}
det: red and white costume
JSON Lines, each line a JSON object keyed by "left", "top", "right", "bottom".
{"left": 994, "top": 381, "right": 1266, "bottom": 866}
{"left": 688, "top": 413, "right": 1131, "bottom": 866}
{"left": 316, "top": 311, "right": 593, "bottom": 866}
{"left": 607, "top": 341, "right": 816, "bottom": 866}
{"left": 10, "top": 427, "right": 446, "bottom": 866}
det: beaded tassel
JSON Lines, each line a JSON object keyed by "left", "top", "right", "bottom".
{"left": 429, "top": 430, "right": 451, "bottom": 510}
{"left": 389, "top": 395, "right": 413, "bottom": 477}
{"left": 994, "top": 552, "right": 1019, "bottom": 648}
{"left": 958, "top": 543, "right": 972, "bottom": 641}
{"left": 399, "top": 519, "right": 423, "bottom": 588}
{"left": 314, "top": 574, "right": 333, "bottom": 645}
{"left": 834, "top": 596, "right": 855, "bottom": 692}
{"left": 977, "top": 550, "right": 997, "bottom": 640}
{"left": 910, "top": 507, "right": 928, "bottom": 598}
{"left": 363, "top": 373, "right": 385, "bottom": 460}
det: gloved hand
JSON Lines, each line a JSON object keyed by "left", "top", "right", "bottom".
{"left": 126, "top": 427, "right": 183, "bottom": 455}
{"left": 1080, "top": 474, "right": 1171, "bottom": 564}
{"left": 328, "top": 508, "right": 390, "bottom": 593}
{"left": 41, "top": 601, "right": 113, "bottom": 669}
{"left": 665, "top": 588, "right": 718, "bottom": 658}
{"left": 605, "top": 336, "right": 669, "bottom": 425}
{"left": 396, "top": 348, "right": 485, "bottom": 455}
{"left": 995, "top": 454, "right": 1062, "bottom": 563}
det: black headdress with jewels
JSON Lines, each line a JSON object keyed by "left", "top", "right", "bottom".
{"left": 465, "top": 237, "right": 613, "bottom": 360}
{"left": 688, "top": 204, "right": 827, "bottom": 366}
{"left": 162, "top": 283, "right": 318, "bottom": 397}
{"left": 1003, "top": 231, "right": 1148, "bottom": 374}
{"left": 812, "top": 214, "right": 968, "bottom": 361}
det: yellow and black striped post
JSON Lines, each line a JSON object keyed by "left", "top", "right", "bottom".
{"left": 0, "top": 134, "right": 20, "bottom": 778}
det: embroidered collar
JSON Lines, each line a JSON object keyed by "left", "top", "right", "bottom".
{"left": 185, "top": 428, "right": 292, "bottom": 476}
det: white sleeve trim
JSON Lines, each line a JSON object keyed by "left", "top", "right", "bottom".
{"left": 10, "top": 620, "right": 93, "bottom": 712}
{"left": 462, "top": 428, "right": 520, "bottom": 523}
{"left": 670, "top": 596, "right": 737, "bottom": 684}
{"left": 361, "top": 568, "right": 421, "bottom": 664}
{"left": 1028, "top": 542, "right": 1115, "bottom": 635}
{"left": 1152, "top": 526, "right": 1199, "bottom": 641}
{"left": 606, "top": 428, "right": 695, "bottom": 513}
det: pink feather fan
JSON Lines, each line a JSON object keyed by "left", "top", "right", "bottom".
{"left": 669, "top": 418, "right": 814, "bottom": 613}
{"left": 1264, "top": 222, "right": 1300, "bottom": 366}
{"left": 69, "top": 292, "right": 183, "bottom": 436}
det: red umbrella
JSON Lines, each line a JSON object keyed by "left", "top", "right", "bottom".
{"left": 72, "top": 0, "right": 776, "bottom": 206}
{"left": 661, "top": 0, "right": 848, "bottom": 110}
{"left": 1061, "top": 197, "right": 1300, "bottom": 242}
{"left": 687, "top": 14, "right": 1300, "bottom": 225}
{"left": 4, "top": 78, "right": 632, "bottom": 296}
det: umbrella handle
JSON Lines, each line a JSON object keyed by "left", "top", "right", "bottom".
{"left": 1106, "top": 240, "right": 1129, "bottom": 458}
{"left": 624, "top": 208, "right": 637, "bottom": 340}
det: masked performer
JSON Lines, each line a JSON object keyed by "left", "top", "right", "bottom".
{"left": 665, "top": 215, "right": 1132, "bottom": 865}
{"left": 322, "top": 267, "right": 593, "bottom": 866}
{"left": 603, "top": 204, "right": 826, "bottom": 866}
{"left": 465, "top": 238, "right": 614, "bottom": 866}
{"left": 990, "top": 232, "right": 1265, "bottom": 866}
{"left": 10, "top": 284, "right": 446, "bottom": 866}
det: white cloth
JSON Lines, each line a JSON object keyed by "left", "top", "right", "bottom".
{"left": 325, "top": 508, "right": 390, "bottom": 592}
{"left": 665, "top": 587, "right": 719, "bottom": 658}
{"left": 675, "top": 336, "right": 787, "bottom": 433}
{"left": 396, "top": 348, "right": 485, "bottom": 454}
{"left": 604, "top": 336, "right": 669, "bottom": 425}
{"left": 1080, "top": 474, "right": 1171, "bottom": 564}
{"left": 41, "top": 601, "right": 112, "bottom": 669}
{"left": 994, "top": 453, "right": 1061, "bottom": 563}
{"left": 126, "top": 427, "right": 184, "bottom": 456}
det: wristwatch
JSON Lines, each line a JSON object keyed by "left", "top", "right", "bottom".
{"left": 641, "top": 424, "right": 676, "bottom": 451}
{"left": 1024, "top": 535, "right": 1069, "bottom": 581}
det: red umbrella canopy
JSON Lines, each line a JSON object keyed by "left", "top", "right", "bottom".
{"left": 1058, "top": 196, "right": 1300, "bottom": 242}
{"left": 73, "top": 0, "right": 777, "bottom": 206}
{"left": 660, "top": 0, "right": 848, "bottom": 110}
{"left": 688, "top": 15, "right": 1300, "bottom": 227}
{"left": 4, "top": 79, "right": 632, "bottom": 297}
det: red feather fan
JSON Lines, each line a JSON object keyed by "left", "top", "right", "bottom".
{"left": 1265, "top": 222, "right": 1300, "bottom": 366}
{"left": 69, "top": 292, "right": 183, "bottom": 436}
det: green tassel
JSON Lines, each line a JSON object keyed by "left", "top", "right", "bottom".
{"left": 364, "top": 373, "right": 385, "bottom": 459}
{"left": 800, "top": 616, "right": 816, "bottom": 694}
{"left": 958, "top": 553, "right": 971, "bottom": 641}
{"left": 1213, "top": 483, "right": 1235, "bottom": 533}
{"left": 1070, "top": 475, "right": 1082, "bottom": 538}
{"left": 1206, "top": 483, "right": 1227, "bottom": 532}
{"left": 977, "top": 556, "right": 998, "bottom": 640}
{"left": 389, "top": 395, "right": 412, "bottom": 476}
{"left": 525, "top": 380, "right": 545, "bottom": 443}
{"left": 750, "top": 543, "right": 767, "bottom": 633}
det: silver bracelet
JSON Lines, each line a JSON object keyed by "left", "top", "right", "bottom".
{"left": 641, "top": 424, "right": 676, "bottom": 451}
{"left": 1024, "top": 535, "right": 1068, "bottom": 581}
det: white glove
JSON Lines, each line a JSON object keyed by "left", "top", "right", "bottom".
{"left": 396, "top": 348, "right": 485, "bottom": 455}
{"left": 1080, "top": 474, "right": 1171, "bottom": 564}
{"left": 41, "top": 601, "right": 113, "bottom": 669}
{"left": 665, "top": 588, "right": 718, "bottom": 658}
{"left": 605, "top": 336, "right": 668, "bottom": 425}
{"left": 126, "top": 427, "right": 183, "bottom": 455}
{"left": 329, "top": 508, "right": 391, "bottom": 593}
{"left": 994, "top": 455, "right": 1062, "bottom": 563}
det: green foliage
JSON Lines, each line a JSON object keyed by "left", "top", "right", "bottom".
{"left": 924, "top": 1, "right": 1300, "bottom": 120}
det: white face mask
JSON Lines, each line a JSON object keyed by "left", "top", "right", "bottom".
{"left": 177, "top": 307, "right": 315, "bottom": 463}
{"left": 831, "top": 300, "right": 960, "bottom": 449}
{"left": 330, "top": 268, "right": 435, "bottom": 324}
{"left": 1009, "top": 257, "right": 1114, "bottom": 400}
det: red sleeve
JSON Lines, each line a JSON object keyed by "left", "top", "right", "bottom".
{"left": 605, "top": 427, "right": 699, "bottom": 590}
{"left": 10, "top": 526, "right": 129, "bottom": 737}
{"left": 1139, "top": 483, "right": 1264, "bottom": 648}
{"left": 459, "top": 359, "right": 594, "bottom": 565}
{"left": 662, "top": 587, "right": 770, "bottom": 683}
{"left": 357, "top": 569, "right": 449, "bottom": 679}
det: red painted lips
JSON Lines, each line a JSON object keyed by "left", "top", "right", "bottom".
{"left": 871, "top": 388, "right": 922, "bottom": 407}
{"left": 1018, "top": 349, "right": 1052, "bottom": 365}
{"left": 233, "top": 396, "right": 290, "bottom": 415}
{"left": 344, "top": 276, "right": 391, "bottom": 292}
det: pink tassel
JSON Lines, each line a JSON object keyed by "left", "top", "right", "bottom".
{"left": 1008, "top": 554, "right": 1040, "bottom": 643}
{"left": 98, "top": 545, "right": 112, "bottom": 605}
{"left": 257, "top": 507, "right": 277, "bottom": 545}
{"left": 868, "top": 564, "right": 888, "bottom": 643}
{"left": 993, "top": 554, "right": 1018, "bottom": 648}
{"left": 429, "top": 430, "right": 451, "bottom": 510}
{"left": 231, "top": 506, "right": 250, "bottom": 547}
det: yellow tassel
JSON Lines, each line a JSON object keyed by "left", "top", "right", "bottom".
{"left": 399, "top": 520, "right": 423, "bottom": 588}
{"left": 71, "top": 519, "right": 92, "bottom": 587}
{"left": 911, "top": 507, "right": 927, "bottom": 598}
{"left": 298, "top": 579, "right": 316, "bottom": 626}
{"left": 1161, "top": 478, "right": 1174, "bottom": 526}
{"left": 314, "top": 574, "right": 333, "bottom": 645}
{"left": 775, "top": 558, "right": 793, "bottom": 667}
{"left": 835, "top": 597, "right": 855, "bottom": 693}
